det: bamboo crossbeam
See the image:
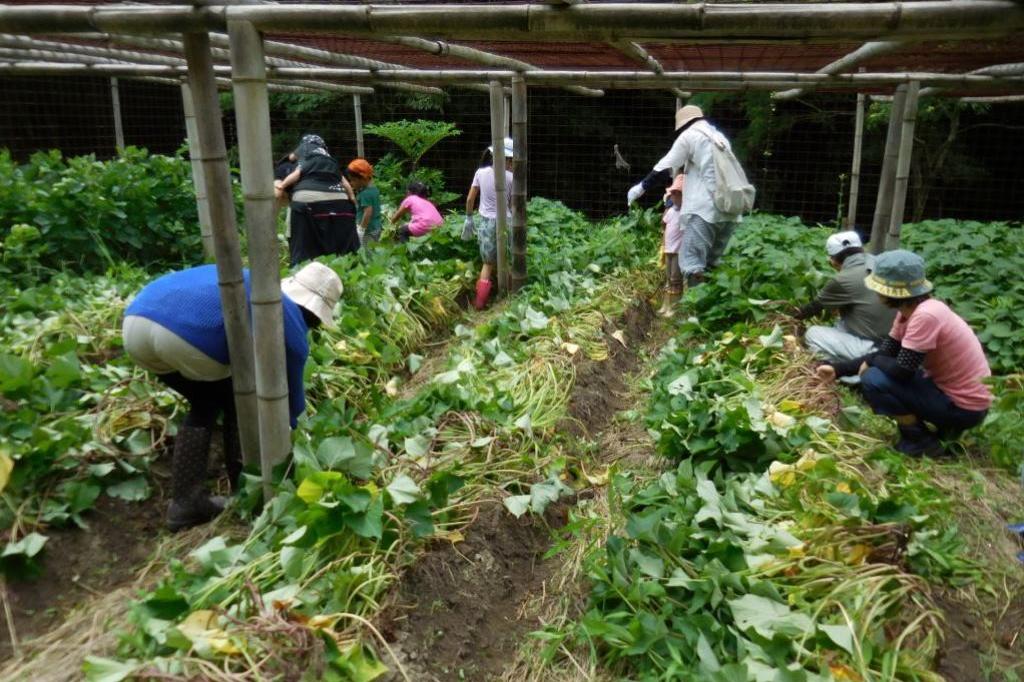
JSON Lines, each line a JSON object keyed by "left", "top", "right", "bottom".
{"left": 772, "top": 40, "right": 904, "bottom": 100}
{"left": 2, "top": 3, "right": 1022, "bottom": 43}
{"left": 3, "top": 61, "right": 1023, "bottom": 94}
{"left": 609, "top": 40, "right": 690, "bottom": 100}
{"left": 919, "top": 61, "right": 1024, "bottom": 97}
{"left": 377, "top": 34, "right": 603, "bottom": 97}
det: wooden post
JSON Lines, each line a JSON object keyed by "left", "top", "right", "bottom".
{"left": 868, "top": 84, "right": 907, "bottom": 254}
{"left": 228, "top": 19, "right": 292, "bottom": 496}
{"left": 180, "top": 82, "right": 215, "bottom": 260}
{"left": 489, "top": 80, "right": 509, "bottom": 294}
{"left": 845, "top": 91, "right": 865, "bottom": 229}
{"left": 510, "top": 74, "right": 527, "bottom": 293}
{"left": 109, "top": 76, "right": 124, "bottom": 152}
{"left": 182, "top": 31, "right": 262, "bottom": 470}
{"left": 886, "top": 80, "right": 921, "bottom": 251}
{"left": 353, "top": 93, "right": 365, "bottom": 158}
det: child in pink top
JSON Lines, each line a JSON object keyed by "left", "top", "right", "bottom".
{"left": 391, "top": 181, "right": 443, "bottom": 242}
{"left": 658, "top": 174, "right": 685, "bottom": 317}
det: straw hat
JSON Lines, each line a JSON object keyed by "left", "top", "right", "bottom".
{"left": 864, "top": 250, "right": 933, "bottom": 299}
{"left": 825, "top": 230, "right": 862, "bottom": 257}
{"left": 674, "top": 105, "right": 704, "bottom": 131}
{"left": 487, "top": 136, "right": 514, "bottom": 159}
{"left": 281, "top": 262, "right": 342, "bottom": 327}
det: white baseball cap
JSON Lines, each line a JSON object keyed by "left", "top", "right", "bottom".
{"left": 281, "top": 261, "right": 342, "bottom": 327}
{"left": 487, "top": 136, "right": 514, "bottom": 159}
{"left": 825, "top": 231, "right": 862, "bottom": 257}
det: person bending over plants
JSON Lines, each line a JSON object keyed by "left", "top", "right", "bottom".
{"left": 795, "top": 231, "right": 895, "bottom": 367}
{"left": 347, "top": 158, "right": 382, "bottom": 246}
{"left": 816, "top": 250, "right": 992, "bottom": 457}
{"left": 275, "top": 133, "right": 360, "bottom": 265}
{"left": 122, "top": 261, "right": 342, "bottom": 531}
{"left": 390, "top": 180, "right": 443, "bottom": 243}
{"left": 465, "top": 137, "right": 514, "bottom": 310}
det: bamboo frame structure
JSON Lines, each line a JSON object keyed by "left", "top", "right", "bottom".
{"left": 609, "top": 40, "right": 690, "bottom": 100}
{"left": 180, "top": 82, "right": 215, "bottom": 261}
{"left": 869, "top": 85, "right": 907, "bottom": 254}
{"left": 772, "top": 40, "right": 904, "bottom": 100}
{"left": 182, "top": 31, "right": 262, "bottom": 469}
{"left": 885, "top": 80, "right": 921, "bottom": 251}
{"left": 510, "top": 74, "right": 528, "bottom": 293}
{"left": 845, "top": 90, "right": 865, "bottom": 229}
{"left": 489, "top": 80, "right": 510, "bottom": 295}
{"left": 110, "top": 76, "right": 124, "bottom": 151}
{"left": 6, "top": 2, "right": 1021, "bottom": 43}
{"left": 228, "top": 19, "right": 293, "bottom": 494}
{"left": 353, "top": 94, "right": 365, "bottom": 158}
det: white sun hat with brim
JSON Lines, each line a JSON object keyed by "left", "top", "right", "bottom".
{"left": 825, "top": 230, "right": 863, "bottom": 257}
{"left": 674, "top": 105, "right": 704, "bottom": 131}
{"left": 281, "top": 261, "right": 342, "bottom": 328}
{"left": 487, "top": 136, "right": 514, "bottom": 159}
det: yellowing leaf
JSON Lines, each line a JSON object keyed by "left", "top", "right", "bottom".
{"left": 435, "top": 529, "right": 465, "bottom": 544}
{"left": 846, "top": 544, "right": 871, "bottom": 565}
{"left": 177, "top": 610, "right": 241, "bottom": 656}
{"left": 178, "top": 610, "right": 218, "bottom": 636}
{"left": 769, "top": 461, "right": 796, "bottom": 487}
{"left": 584, "top": 467, "right": 609, "bottom": 486}
{"left": 836, "top": 482, "right": 852, "bottom": 494}
{"left": 795, "top": 449, "right": 819, "bottom": 471}
{"left": 778, "top": 399, "right": 803, "bottom": 412}
{"left": 767, "top": 411, "right": 795, "bottom": 429}
{"left": 611, "top": 330, "right": 627, "bottom": 348}
{"left": 561, "top": 341, "right": 580, "bottom": 356}
{"left": 384, "top": 377, "right": 400, "bottom": 397}
{"left": 307, "top": 614, "right": 341, "bottom": 630}
{"left": 787, "top": 543, "right": 806, "bottom": 558}
{"left": 0, "top": 451, "right": 13, "bottom": 494}
{"left": 830, "top": 664, "right": 864, "bottom": 681}
{"left": 296, "top": 478, "right": 324, "bottom": 504}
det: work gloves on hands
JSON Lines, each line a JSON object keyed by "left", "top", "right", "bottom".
{"left": 627, "top": 183, "right": 645, "bottom": 207}
{"left": 462, "top": 214, "right": 476, "bottom": 241}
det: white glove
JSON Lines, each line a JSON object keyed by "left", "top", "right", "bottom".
{"left": 462, "top": 214, "right": 476, "bottom": 241}
{"left": 627, "top": 182, "right": 645, "bottom": 206}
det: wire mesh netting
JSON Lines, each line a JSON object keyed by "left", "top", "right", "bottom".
{"left": 2, "top": 77, "right": 1022, "bottom": 227}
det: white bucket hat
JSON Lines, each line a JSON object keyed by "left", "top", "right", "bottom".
{"left": 825, "top": 230, "right": 863, "bottom": 257}
{"left": 674, "top": 104, "right": 704, "bottom": 131}
{"left": 281, "top": 261, "right": 342, "bottom": 327}
{"left": 487, "top": 136, "right": 514, "bottom": 159}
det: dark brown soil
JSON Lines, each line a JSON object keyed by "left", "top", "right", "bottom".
{"left": 935, "top": 592, "right": 1024, "bottom": 681}
{"left": 379, "top": 502, "right": 567, "bottom": 682}
{"left": 565, "top": 299, "right": 654, "bottom": 434}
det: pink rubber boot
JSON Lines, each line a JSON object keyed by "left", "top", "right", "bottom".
{"left": 473, "top": 279, "right": 493, "bottom": 311}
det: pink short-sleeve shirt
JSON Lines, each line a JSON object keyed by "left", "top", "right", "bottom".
{"left": 891, "top": 298, "right": 992, "bottom": 411}
{"left": 400, "top": 194, "right": 443, "bottom": 237}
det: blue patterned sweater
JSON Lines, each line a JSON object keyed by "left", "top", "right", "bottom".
{"left": 125, "top": 264, "right": 309, "bottom": 427}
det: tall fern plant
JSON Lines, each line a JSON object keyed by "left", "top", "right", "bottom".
{"left": 363, "top": 119, "right": 461, "bottom": 205}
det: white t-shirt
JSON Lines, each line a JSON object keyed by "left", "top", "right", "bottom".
{"left": 471, "top": 166, "right": 514, "bottom": 220}
{"left": 653, "top": 120, "right": 736, "bottom": 225}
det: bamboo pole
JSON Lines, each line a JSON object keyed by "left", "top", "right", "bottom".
{"left": 110, "top": 76, "right": 124, "bottom": 152}
{"left": 4, "top": 2, "right": 1023, "bottom": 41}
{"left": 182, "top": 31, "right": 261, "bottom": 470}
{"left": 868, "top": 85, "right": 907, "bottom": 254}
{"left": 885, "top": 80, "right": 920, "bottom": 251}
{"left": 510, "top": 74, "right": 528, "bottom": 293}
{"left": 845, "top": 90, "right": 865, "bottom": 229}
{"left": 228, "top": 19, "right": 291, "bottom": 495}
{"left": 353, "top": 94, "right": 365, "bottom": 158}
{"left": 919, "top": 61, "right": 1024, "bottom": 97}
{"left": 772, "top": 40, "right": 904, "bottom": 100}
{"left": 180, "top": 82, "right": 214, "bottom": 259}
{"left": 489, "top": 80, "right": 509, "bottom": 295}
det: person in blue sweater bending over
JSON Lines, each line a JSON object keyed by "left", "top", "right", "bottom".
{"left": 122, "top": 261, "right": 342, "bottom": 531}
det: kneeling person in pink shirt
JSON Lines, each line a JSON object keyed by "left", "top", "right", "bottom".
{"left": 816, "top": 250, "right": 992, "bottom": 457}
{"left": 392, "top": 181, "right": 443, "bottom": 242}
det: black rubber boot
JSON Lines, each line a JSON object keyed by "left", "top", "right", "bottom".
{"left": 167, "top": 424, "right": 226, "bottom": 532}
{"left": 895, "top": 424, "right": 947, "bottom": 458}
{"left": 222, "top": 412, "right": 243, "bottom": 493}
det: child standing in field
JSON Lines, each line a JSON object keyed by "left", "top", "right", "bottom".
{"left": 465, "top": 137, "right": 514, "bottom": 310}
{"left": 659, "top": 173, "right": 685, "bottom": 317}
{"left": 391, "top": 181, "right": 443, "bottom": 243}
{"left": 347, "top": 158, "right": 382, "bottom": 245}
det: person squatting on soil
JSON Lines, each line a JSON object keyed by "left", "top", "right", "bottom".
{"left": 465, "top": 137, "right": 514, "bottom": 310}
{"left": 275, "top": 134, "right": 360, "bottom": 265}
{"left": 816, "top": 250, "right": 993, "bottom": 457}
{"left": 122, "top": 262, "right": 342, "bottom": 531}
{"left": 658, "top": 173, "right": 686, "bottom": 317}
{"left": 347, "top": 158, "right": 383, "bottom": 246}
{"left": 391, "top": 180, "right": 443, "bottom": 243}
{"left": 795, "top": 231, "right": 895, "bottom": 366}
{"left": 627, "top": 105, "right": 742, "bottom": 288}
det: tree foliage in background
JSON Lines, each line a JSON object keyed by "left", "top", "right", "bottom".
{"left": 363, "top": 119, "right": 462, "bottom": 206}
{"left": 0, "top": 147, "right": 216, "bottom": 282}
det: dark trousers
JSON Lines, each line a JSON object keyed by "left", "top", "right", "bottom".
{"left": 289, "top": 198, "right": 359, "bottom": 266}
{"left": 157, "top": 373, "right": 235, "bottom": 429}
{"left": 860, "top": 367, "right": 987, "bottom": 433}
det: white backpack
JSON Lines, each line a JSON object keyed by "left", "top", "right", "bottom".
{"left": 696, "top": 126, "right": 755, "bottom": 217}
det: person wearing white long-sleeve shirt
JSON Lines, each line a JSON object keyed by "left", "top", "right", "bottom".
{"left": 627, "top": 105, "right": 740, "bottom": 287}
